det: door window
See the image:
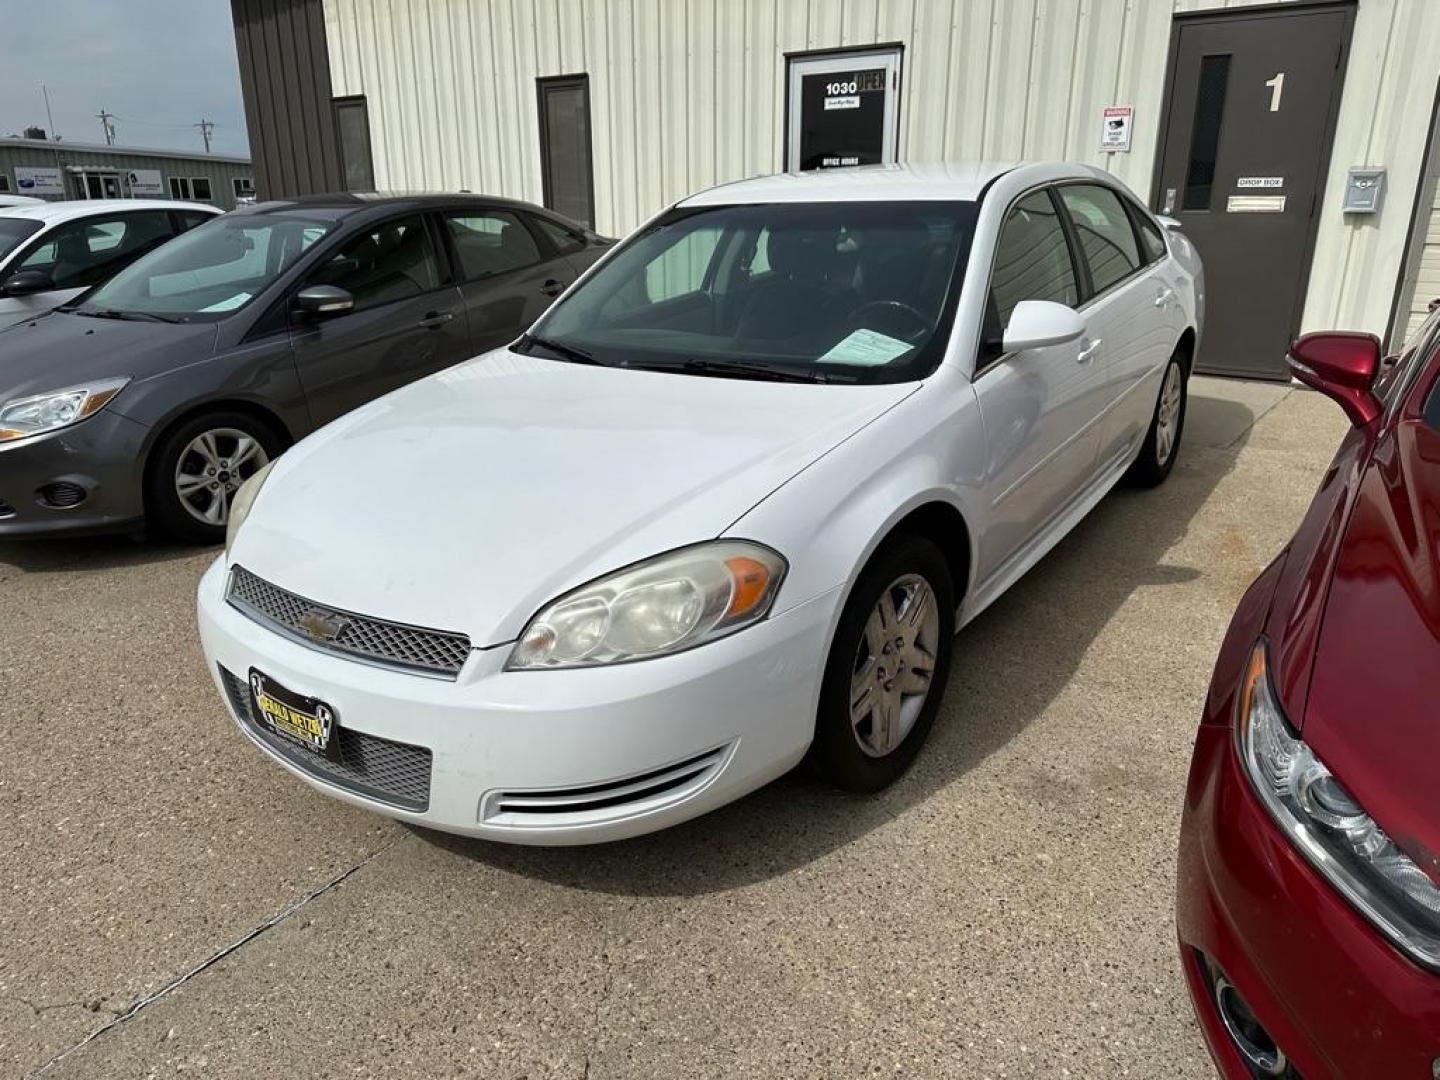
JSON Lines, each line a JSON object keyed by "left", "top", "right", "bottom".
{"left": 1058, "top": 185, "right": 1142, "bottom": 296}
{"left": 445, "top": 211, "right": 543, "bottom": 279}
{"left": 988, "top": 191, "right": 1079, "bottom": 332}
{"left": 1183, "top": 54, "right": 1232, "bottom": 211}
{"left": 18, "top": 211, "right": 176, "bottom": 289}
{"left": 1133, "top": 207, "right": 1167, "bottom": 263}
{"left": 306, "top": 215, "right": 440, "bottom": 311}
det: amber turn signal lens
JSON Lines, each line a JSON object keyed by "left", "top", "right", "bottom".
{"left": 725, "top": 556, "right": 772, "bottom": 618}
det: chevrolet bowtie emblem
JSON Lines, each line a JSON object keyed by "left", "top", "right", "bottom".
{"left": 297, "top": 609, "right": 349, "bottom": 642}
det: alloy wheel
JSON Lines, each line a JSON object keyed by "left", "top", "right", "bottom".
{"left": 1156, "top": 362, "right": 1183, "bottom": 465}
{"left": 849, "top": 573, "right": 941, "bottom": 758}
{"left": 173, "top": 427, "right": 269, "bottom": 526}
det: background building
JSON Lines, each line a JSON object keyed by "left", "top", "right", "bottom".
{"left": 0, "top": 136, "right": 254, "bottom": 210}
{"left": 231, "top": 0, "right": 1440, "bottom": 378}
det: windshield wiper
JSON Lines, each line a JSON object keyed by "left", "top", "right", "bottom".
{"left": 76, "top": 308, "right": 183, "bottom": 325}
{"left": 630, "top": 358, "right": 838, "bottom": 384}
{"left": 521, "top": 334, "right": 603, "bottom": 366}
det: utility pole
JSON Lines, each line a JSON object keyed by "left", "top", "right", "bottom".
{"left": 195, "top": 118, "right": 214, "bottom": 154}
{"left": 96, "top": 108, "right": 117, "bottom": 146}
{"left": 41, "top": 84, "right": 56, "bottom": 139}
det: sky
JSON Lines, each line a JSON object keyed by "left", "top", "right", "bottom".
{"left": 0, "top": 0, "right": 250, "bottom": 158}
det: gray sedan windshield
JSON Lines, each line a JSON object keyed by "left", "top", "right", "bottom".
{"left": 521, "top": 201, "right": 977, "bottom": 383}
{"left": 79, "top": 215, "right": 335, "bottom": 321}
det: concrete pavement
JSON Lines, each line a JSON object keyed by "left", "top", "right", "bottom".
{"left": 0, "top": 377, "right": 1345, "bottom": 1078}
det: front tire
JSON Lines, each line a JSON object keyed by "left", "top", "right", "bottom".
{"left": 813, "top": 535, "right": 955, "bottom": 793}
{"left": 1127, "top": 349, "right": 1187, "bottom": 487}
{"left": 146, "top": 412, "right": 282, "bottom": 544}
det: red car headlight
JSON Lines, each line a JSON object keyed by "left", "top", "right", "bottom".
{"left": 1237, "top": 639, "right": 1440, "bottom": 969}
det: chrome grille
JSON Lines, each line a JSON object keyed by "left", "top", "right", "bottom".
{"left": 219, "top": 666, "right": 431, "bottom": 811}
{"left": 227, "top": 566, "right": 472, "bottom": 678}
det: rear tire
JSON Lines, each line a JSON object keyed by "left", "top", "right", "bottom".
{"left": 145, "top": 411, "right": 283, "bottom": 544}
{"left": 813, "top": 534, "right": 955, "bottom": 793}
{"left": 1127, "top": 349, "right": 1187, "bottom": 487}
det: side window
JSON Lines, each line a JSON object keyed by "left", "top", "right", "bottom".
{"left": 306, "top": 214, "right": 441, "bottom": 311}
{"left": 19, "top": 211, "right": 175, "bottom": 289}
{"left": 530, "top": 215, "right": 586, "bottom": 255}
{"left": 1058, "top": 185, "right": 1142, "bottom": 295}
{"left": 1132, "top": 205, "right": 1167, "bottom": 264}
{"left": 1376, "top": 309, "right": 1440, "bottom": 411}
{"left": 445, "top": 210, "right": 542, "bottom": 279}
{"left": 988, "top": 191, "right": 1079, "bottom": 333}
{"left": 192, "top": 178, "right": 214, "bottom": 202}
{"left": 644, "top": 227, "right": 722, "bottom": 302}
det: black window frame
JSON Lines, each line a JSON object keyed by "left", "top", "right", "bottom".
{"left": 536, "top": 74, "right": 597, "bottom": 229}
{"left": 10, "top": 209, "right": 181, "bottom": 291}
{"left": 1125, "top": 196, "right": 1169, "bottom": 266}
{"left": 528, "top": 212, "right": 588, "bottom": 256}
{"left": 169, "top": 176, "right": 192, "bottom": 200}
{"left": 333, "top": 95, "right": 376, "bottom": 193}
{"left": 190, "top": 177, "right": 214, "bottom": 202}
{"left": 439, "top": 206, "right": 547, "bottom": 283}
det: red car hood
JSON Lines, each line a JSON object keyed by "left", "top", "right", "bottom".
{"left": 1302, "top": 418, "right": 1440, "bottom": 875}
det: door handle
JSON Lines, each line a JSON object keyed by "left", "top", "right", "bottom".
{"left": 1154, "top": 288, "right": 1175, "bottom": 309}
{"left": 539, "top": 278, "right": 565, "bottom": 298}
{"left": 417, "top": 312, "right": 454, "bottom": 329}
{"left": 1077, "top": 338, "right": 1103, "bottom": 365}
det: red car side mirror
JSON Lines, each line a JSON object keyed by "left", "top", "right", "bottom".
{"left": 1286, "top": 332, "right": 1383, "bottom": 427}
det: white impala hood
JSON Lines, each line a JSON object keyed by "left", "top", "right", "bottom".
{"left": 230, "top": 349, "right": 917, "bottom": 646}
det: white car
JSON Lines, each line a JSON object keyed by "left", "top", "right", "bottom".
{"left": 0, "top": 198, "right": 221, "bottom": 330}
{"left": 198, "top": 162, "right": 1202, "bottom": 845}
{"left": 0, "top": 194, "right": 43, "bottom": 208}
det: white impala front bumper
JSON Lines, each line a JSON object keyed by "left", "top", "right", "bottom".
{"left": 196, "top": 558, "right": 840, "bottom": 845}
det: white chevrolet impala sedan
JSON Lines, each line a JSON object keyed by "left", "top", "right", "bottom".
{"left": 198, "top": 162, "right": 1202, "bottom": 844}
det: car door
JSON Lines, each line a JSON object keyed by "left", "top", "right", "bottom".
{"left": 0, "top": 209, "right": 178, "bottom": 326}
{"left": 440, "top": 208, "right": 576, "bottom": 354}
{"left": 289, "top": 212, "right": 469, "bottom": 428}
{"left": 971, "top": 187, "right": 1104, "bottom": 580}
{"left": 1055, "top": 183, "right": 1179, "bottom": 473}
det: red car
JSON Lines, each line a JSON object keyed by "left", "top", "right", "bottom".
{"left": 1177, "top": 320, "right": 1440, "bottom": 1077}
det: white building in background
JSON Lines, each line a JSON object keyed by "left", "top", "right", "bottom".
{"left": 232, "top": 0, "right": 1440, "bottom": 378}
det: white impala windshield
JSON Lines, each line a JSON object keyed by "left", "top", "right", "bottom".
{"left": 520, "top": 201, "right": 977, "bottom": 383}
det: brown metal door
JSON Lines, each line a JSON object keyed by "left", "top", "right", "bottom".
{"left": 1154, "top": 5, "right": 1353, "bottom": 379}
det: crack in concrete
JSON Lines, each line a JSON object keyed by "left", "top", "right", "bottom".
{"left": 25, "top": 836, "right": 399, "bottom": 1078}
{"left": 8, "top": 998, "right": 115, "bottom": 1020}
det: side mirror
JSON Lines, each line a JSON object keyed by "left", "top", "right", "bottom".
{"left": 1287, "top": 331, "right": 1382, "bottom": 427}
{"left": 293, "top": 285, "right": 355, "bottom": 318}
{"left": 1002, "top": 300, "right": 1086, "bottom": 353}
{"left": 2, "top": 269, "right": 55, "bottom": 297}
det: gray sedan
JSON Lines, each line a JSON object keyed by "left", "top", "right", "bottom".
{"left": 0, "top": 193, "right": 609, "bottom": 541}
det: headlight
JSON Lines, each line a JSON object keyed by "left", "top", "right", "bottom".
{"left": 0, "top": 378, "right": 129, "bottom": 443}
{"left": 224, "top": 459, "right": 275, "bottom": 553}
{"left": 507, "top": 541, "right": 786, "bottom": 669}
{"left": 1237, "top": 640, "right": 1440, "bottom": 968}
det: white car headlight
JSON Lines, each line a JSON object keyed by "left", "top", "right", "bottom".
{"left": 507, "top": 541, "right": 787, "bottom": 670}
{"left": 0, "top": 378, "right": 130, "bottom": 443}
{"left": 1238, "top": 640, "right": 1440, "bottom": 969}
{"left": 224, "top": 459, "right": 275, "bottom": 553}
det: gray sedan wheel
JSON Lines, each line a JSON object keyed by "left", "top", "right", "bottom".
{"left": 174, "top": 427, "right": 271, "bottom": 527}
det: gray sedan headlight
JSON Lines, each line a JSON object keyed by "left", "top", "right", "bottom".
{"left": 224, "top": 459, "right": 275, "bottom": 553}
{"left": 507, "top": 541, "right": 787, "bottom": 669}
{"left": 0, "top": 378, "right": 129, "bottom": 443}
{"left": 1238, "top": 640, "right": 1440, "bottom": 969}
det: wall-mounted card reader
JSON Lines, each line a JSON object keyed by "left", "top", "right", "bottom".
{"left": 1342, "top": 168, "right": 1386, "bottom": 214}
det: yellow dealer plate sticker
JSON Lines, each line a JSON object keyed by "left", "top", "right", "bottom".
{"left": 248, "top": 669, "right": 337, "bottom": 757}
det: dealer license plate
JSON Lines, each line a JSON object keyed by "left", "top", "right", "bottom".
{"left": 248, "top": 669, "right": 338, "bottom": 759}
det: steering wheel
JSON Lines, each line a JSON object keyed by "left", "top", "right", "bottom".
{"left": 845, "top": 299, "right": 931, "bottom": 340}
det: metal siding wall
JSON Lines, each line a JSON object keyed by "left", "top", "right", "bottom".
{"left": 322, "top": 0, "right": 1439, "bottom": 338}
{"left": 233, "top": 0, "right": 344, "bottom": 198}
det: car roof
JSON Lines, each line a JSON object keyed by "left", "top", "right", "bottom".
{"left": 231, "top": 191, "right": 567, "bottom": 224}
{"left": 0, "top": 198, "right": 221, "bottom": 225}
{"left": 676, "top": 161, "right": 1113, "bottom": 206}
